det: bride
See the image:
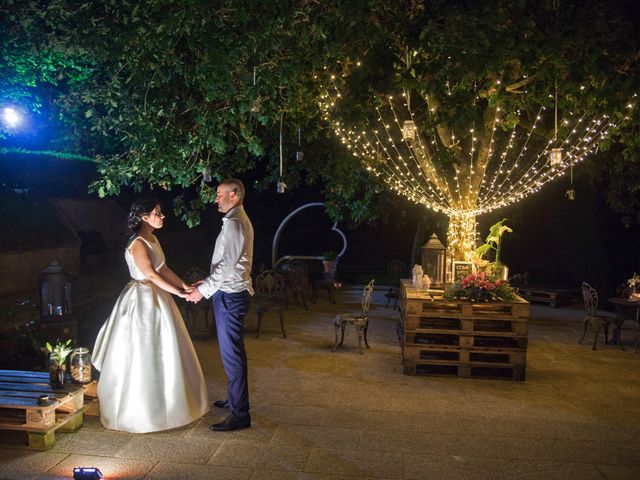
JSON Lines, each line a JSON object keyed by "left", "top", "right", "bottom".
{"left": 92, "top": 197, "right": 209, "bottom": 433}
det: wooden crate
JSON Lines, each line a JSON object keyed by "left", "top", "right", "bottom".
{"left": 0, "top": 369, "right": 93, "bottom": 450}
{"left": 400, "top": 280, "right": 529, "bottom": 381}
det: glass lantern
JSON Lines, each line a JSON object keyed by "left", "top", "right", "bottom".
{"left": 421, "top": 233, "right": 447, "bottom": 289}
{"left": 40, "top": 260, "right": 72, "bottom": 320}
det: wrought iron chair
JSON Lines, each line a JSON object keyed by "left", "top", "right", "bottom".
{"left": 181, "top": 266, "right": 213, "bottom": 335}
{"left": 311, "top": 257, "right": 339, "bottom": 304}
{"left": 254, "top": 269, "right": 287, "bottom": 338}
{"left": 332, "top": 279, "right": 375, "bottom": 354}
{"left": 612, "top": 282, "right": 639, "bottom": 351}
{"left": 385, "top": 259, "right": 406, "bottom": 310}
{"left": 280, "top": 260, "right": 309, "bottom": 310}
{"left": 579, "top": 282, "right": 612, "bottom": 350}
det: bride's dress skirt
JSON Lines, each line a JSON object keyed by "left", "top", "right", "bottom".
{"left": 93, "top": 280, "right": 209, "bottom": 433}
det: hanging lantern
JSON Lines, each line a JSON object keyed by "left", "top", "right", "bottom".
{"left": 549, "top": 147, "right": 563, "bottom": 166}
{"left": 276, "top": 180, "right": 287, "bottom": 194}
{"left": 402, "top": 120, "right": 417, "bottom": 141}
{"left": 420, "top": 233, "right": 447, "bottom": 289}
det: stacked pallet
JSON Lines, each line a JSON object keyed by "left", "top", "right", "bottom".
{"left": 0, "top": 369, "right": 96, "bottom": 449}
{"left": 399, "top": 280, "right": 529, "bottom": 381}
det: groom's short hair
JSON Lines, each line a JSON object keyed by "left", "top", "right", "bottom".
{"left": 220, "top": 178, "right": 245, "bottom": 202}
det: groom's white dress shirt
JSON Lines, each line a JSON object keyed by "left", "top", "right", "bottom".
{"left": 197, "top": 205, "right": 254, "bottom": 299}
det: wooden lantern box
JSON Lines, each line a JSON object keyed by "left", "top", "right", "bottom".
{"left": 399, "top": 279, "right": 529, "bottom": 381}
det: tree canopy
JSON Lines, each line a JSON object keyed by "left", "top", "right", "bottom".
{"left": 1, "top": 0, "right": 638, "bottom": 227}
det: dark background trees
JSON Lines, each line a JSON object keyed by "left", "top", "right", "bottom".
{"left": 1, "top": 0, "right": 638, "bottom": 292}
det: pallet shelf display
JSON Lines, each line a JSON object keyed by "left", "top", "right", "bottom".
{"left": 399, "top": 279, "right": 529, "bottom": 381}
{"left": 0, "top": 369, "right": 98, "bottom": 449}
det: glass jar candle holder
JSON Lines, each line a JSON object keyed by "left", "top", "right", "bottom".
{"left": 69, "top": 347, "right": 92, "bottom": 384}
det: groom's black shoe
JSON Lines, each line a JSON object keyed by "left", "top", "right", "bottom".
{"left": 212, "top": 399, "right": 229, "bottom": 409}
{"left": 209, "top": 413, "right": 251, "bottom": 431}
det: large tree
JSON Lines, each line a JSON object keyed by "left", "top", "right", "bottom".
{"left": 1, "top": 0, "right": 638, "bottom": 234}
{"left": 321, "top": 0, "right": 639, "bottom": 259}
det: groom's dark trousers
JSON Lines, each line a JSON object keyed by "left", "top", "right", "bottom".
{"left": 213, "top": 289, "right": 251, "bottom": 418}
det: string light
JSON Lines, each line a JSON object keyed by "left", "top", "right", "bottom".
{"left": 319, "top": 64, "right": 635, "bottom": 260}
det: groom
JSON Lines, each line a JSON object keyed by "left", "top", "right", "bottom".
{"left": 186, "top": 178, "right": 254, "bottom": 431}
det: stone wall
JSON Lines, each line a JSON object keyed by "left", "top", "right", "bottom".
{"left": 0, "top": 246, "right": 80, "bottom": 296}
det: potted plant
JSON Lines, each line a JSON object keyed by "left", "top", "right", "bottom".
{"left": 45, "top": 338, "right": 73, "bottom": 388}
{"left": 474, "top": 218, "right": 512, "bottom": 280}
{"left": 321, "top": 250, "right": 338, "bottom": 274}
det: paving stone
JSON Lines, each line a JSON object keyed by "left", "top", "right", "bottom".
{"left": 51, "top": 429, "right": 134, "bottom": 456}
{"left": 114, "top": 435, "right": 222, "bottom": 464}
{"left": 271, "top": 425, "right": 361, "bottom": 450}
{"left": 208, "top": 440, "right": 310, "bottom": 471}
{"left": 499, "top": 458, "right": 605, "bottom": 479}
{"left": 404, "top": 453, "right": 505, "bottom": 480}
{"left": 305, "top": 448, "right": 402, "bottom": 477}
{"left": 0, "top": 448, "right": 68, "bottom": 478}
{"left": 146, "top": 462, "right": 251, "bottom": 480}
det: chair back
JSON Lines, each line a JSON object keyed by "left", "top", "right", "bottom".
{"left": 361, "top": 279, "right": 375, "bottom": 314}
{"left": 281, "top": 260, "right": 309, "bottom": 290}
{"left": 255, "top": 269, "right": 286, "bottom": 303}
{"left": 182, "top": 266, "right": 207, "bottom": 285}
{"left": 581, "top": 282, "right": 599, "bottom": 315}
{"left": 616, "top": 282, "right": 631, "bottom": 299}
{"left": 387, "top": 260, "right": 406, "bottom": 286}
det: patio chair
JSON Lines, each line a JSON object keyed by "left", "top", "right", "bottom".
{"left": 332, "top": 279, "right": 375, "bottom": 354}
{"left": 254, "top": 269, "right": 287, "bottom": 338}
{"left": 280, "top": 260, "right": 309, "bottom": 310}
{"left": 311, "top": 257, "right": 339, "bottom": 304}
{"left": 180, "top": 266, "right": 213, "bottom": 335}
{"left": 579, "top": 282, "right": 612, "bottom": 350}
{"left": 612, "top": 283, "right": 639, "bottom": 351}
{"left": 385, "top": 259, "right": 406, "bottom": 310}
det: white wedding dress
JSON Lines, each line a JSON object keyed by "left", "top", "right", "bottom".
{"left": 92, "top": 235, "right": 209, "bottom": 433}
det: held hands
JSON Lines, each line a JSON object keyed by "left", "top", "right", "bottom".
{"left": 185, "top": 283, "right": 204, "bottom": 303}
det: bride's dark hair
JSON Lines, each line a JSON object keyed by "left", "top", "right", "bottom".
{"left": 128, "top": 196, "right": 160, "bottom": 234}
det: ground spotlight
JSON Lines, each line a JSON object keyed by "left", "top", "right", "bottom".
{"left": 73, "top": 467, "right": 103, "bottom": 479}
{"left": 2, "top": 107, "right": 22, "bottom": 128}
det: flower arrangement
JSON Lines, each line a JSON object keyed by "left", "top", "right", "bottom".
{"left": 444, "top": 271, "right": 517, "bottom": 302}
{"left": 627, "top": 273, "right": 640, "bottom": 289}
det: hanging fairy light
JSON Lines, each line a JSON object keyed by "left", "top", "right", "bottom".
{"left": 319, "top": 59, "right": 635, "bottom": 261}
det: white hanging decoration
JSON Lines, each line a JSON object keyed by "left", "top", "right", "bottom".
{"left": 402, "top": 120, "right": 417, "bottom": 141}
{"left": 549, "top": 147, "right": 563, "bottom": 166}
{"left": 277, "top": 110, "right": 287, "bottom": 193}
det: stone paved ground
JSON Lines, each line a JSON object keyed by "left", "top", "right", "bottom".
{"left": 0, "top": 285, "right": 639, "bottom": 480}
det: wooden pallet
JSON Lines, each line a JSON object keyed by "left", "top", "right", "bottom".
{"left": 516, "top": 287, "right": 575, "bottom": 308}
{"left": 400, "top": 281, "right": 529, "bottom": 381}
{"left": 0, "top": 369, "right": 93, "bottom": 450}
{"left": 403, "top": 362, "right": 526, "bottom": 381}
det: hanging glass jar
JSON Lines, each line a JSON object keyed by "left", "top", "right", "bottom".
{"left": 69, "top": 347, "right": 92, "bottom": 384}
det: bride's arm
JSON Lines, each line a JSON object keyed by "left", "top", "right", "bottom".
{"left": 158, "top": 265, "right": 191, "bottom": 291}
{"left": 130, "top": 240, "right": 187, "bottom": 297}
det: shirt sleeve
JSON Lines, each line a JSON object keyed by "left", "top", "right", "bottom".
{"left": 197, "top": 218, "right": 246, "bottom": 299}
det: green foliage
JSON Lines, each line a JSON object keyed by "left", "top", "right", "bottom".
{"left": 1, "top": 0, "right": 638, "bottom": 227}
{"left": 322, "top": 250, "right": 337, "bottom": 261}
{"left": 45, "top": 338, "right": 73, "bottom": 365}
